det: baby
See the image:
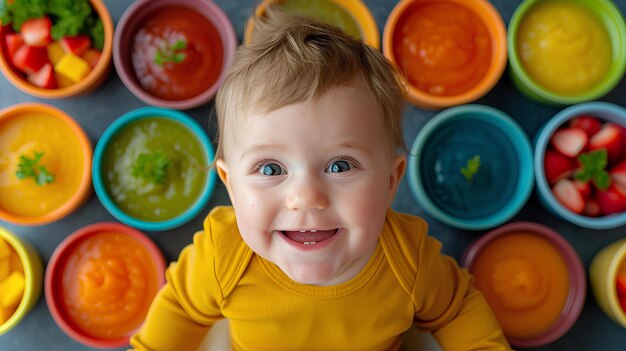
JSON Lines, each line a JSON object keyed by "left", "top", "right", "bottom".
{"left": 130, "top": 8, "right": 511, "bottom": 351}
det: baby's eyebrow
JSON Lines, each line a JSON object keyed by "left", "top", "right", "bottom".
{"left": 240, "top": 144, "right": 287, "bottom": 161}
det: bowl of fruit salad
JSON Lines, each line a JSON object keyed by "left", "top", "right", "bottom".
{"left": 535, "top": 102, "right": 626, "bottom": 229}
{"left": 0, "top": 0, "right": 113, "bottom": 98}
{"left": 590, "top": 237, "right": 626, "bottom": 328}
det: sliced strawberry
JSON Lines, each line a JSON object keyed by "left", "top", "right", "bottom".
{"left": 610, "top": 160, "right": 626, "bottom": 189}
{"left": 590, "top": 123, "right": 623, "bottom": 164}
{"left": 574, "top": 180, "right": 591, "bottom": 200}
{"left": 27, "top": 63, "right": 57, "bottom": 89}
{"left": 597, "top": 184, "right": 626, "bottom": 215}
{"left": 584, "top": 198, "right": 601, "bottom": 217}
{"left": 544, "top": 150, "right": 577, "bottom": 184}
{"left": 4, "top": 33, "right": 24, "bottom": 59}
{"left": 12, "top": 45, "right": 48, "bottom": 74}
{"left": 570, "top": 115, "right": 602, "bottom": 137}
{"left": 20, "top": 16, "right": 52, "bottom": 47}
{"left": 81, "top": 48, "right": 101, "bottom": 69}
{"left": 550, "top": 127, "right": 588, "bottom": 158}
{"left": 553, "top": 178, "right": 585, "bottom": 214}
{"left": 60, "top": 35, "right": 91, "bottom": 56}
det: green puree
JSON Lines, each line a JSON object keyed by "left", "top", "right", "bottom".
{"left": 279, "top": 0, "right": 361, "bottom": 39}
{"left": 102, "top": 118, "right": 207, "bottom": 221}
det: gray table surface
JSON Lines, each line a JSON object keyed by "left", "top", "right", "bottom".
{"left": 1, "top": 0, "right": 626, "bottom": 350}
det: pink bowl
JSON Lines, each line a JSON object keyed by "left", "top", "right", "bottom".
{"left": 461, "top": 222, "right": 586, "bottom": 348}
{"left": 113, "top": 0, "right": 237, "bottom": 109}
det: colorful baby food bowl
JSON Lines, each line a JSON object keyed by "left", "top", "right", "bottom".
{"left": 408, "top": 105, "right": 533, "bottom": 230}
{"left": 45, "top": 222, "right": 166, "bottom": 348}
{"left": 245, "top": 0, "right": 379, "bottom": 48}
{"left": 113, "top": 0, "right": 237, "bottom": 110}
{"left": 590, "top": 237, "right": 626, "bottom": 328}
{"left": 461, "top": 222, "right": 586, "bottom": 347}
{"left": 508, "top": 0, "right": 626, "bottom": 105}
{"left": 0, "top": 103, "right": 92, "bottom": 226}
{"left": 93, "top": 107, "right": 216, "bottom": 231}
{"left": 0, "top": 226, "right": 43, "bottom": 335}
{"left": 382, "top": 0, "right": 507, "bottom": 109}
{"left": 0, "top": 0, "right": 113, "bottom": 99}
{"left": 534, "top": 102, "right": 626, "bottom": 229}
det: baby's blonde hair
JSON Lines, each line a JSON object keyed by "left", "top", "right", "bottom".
{"left": 214, "top": 7, "right": 406, "bottom": 160}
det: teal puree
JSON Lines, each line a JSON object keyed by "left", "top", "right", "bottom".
{"left": 420, "top": 119, "right": 519, "bottom": 219}
{"left": 279, "top": 0, "right": 361, "bottom": 39}
{"left": 102, "top": 118, "right": 207, "bottom": 221}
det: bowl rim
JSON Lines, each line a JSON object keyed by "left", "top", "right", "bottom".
{"left": 382, "top": 0, "right": 507, "bottom": 109}
{"left": 112, "top": 0, "right": 238, "bottom": 110}
{"left": 0, "top": 226, "right": 43, "bottom": 335}
{"left": 601, "top": 239, "right": 626, "bottom": 325}
{"left": 44, "top": 222, "right": 166, "bottom": 348}
{"left": 0, "top": 103, "right": 93, "bottom": 226}
{"left": 244, "top": 0, "right": 380, "bottom": 49}
{"left": 507, "top": 0, "right": 626, "bottom": 104}
{"left": 408, "top": 104, "right": 534, "bottom": 230}
{"left": 92, "top": 106, "right": 216, "bottom": 231}
{"left": 534, "top": 102, "right": 626, "bottom": 229}
{"left": 0, "top": 0, "right": 114, "bottom": 99}
{"left": 461, "top": 221, "right": 586, "bottom": 348}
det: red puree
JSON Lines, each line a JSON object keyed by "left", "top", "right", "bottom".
{"left": 131, "top": 6, "right": 224, "bottom": 101}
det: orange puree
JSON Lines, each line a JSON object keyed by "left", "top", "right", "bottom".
{"left": 61, "top": 232, "right": 160, "bottom": 339}
{"left": 393, "top": 2, "right": 491, "bottom": 96}
{"left": 0, "top": 113, "right": 85, "bottom": 217}
{"left": 517, "top": 1, "right": 611, "bottom": 94}
{"left": 471, "top": 232, "right": 570, "bottom": 339}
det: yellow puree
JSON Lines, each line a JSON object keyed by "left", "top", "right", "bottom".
{"left": 0, "top": 113, "right": 85, "bottom": 217}
{"left": 517, "top": 1, "right": 612, "bottom": 94}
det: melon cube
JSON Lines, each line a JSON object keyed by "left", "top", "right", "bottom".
{"left": 0, "top": 271, "right": 25, "bottom": 308}
{"left": 54, "top": 53, "right": 90, "bottom": 83}
{"left": 0, "top": 238, "right": 11, "bottom": 259}
{"left": 0, "top": 257, "right": 10, "bottom": 281}
{"left": 47, "top": 41, "right": 64, "bottom": 65}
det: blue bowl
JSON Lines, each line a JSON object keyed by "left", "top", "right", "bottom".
{"left": 534, "top": 102, "right": 626, "bottom": 229}
{"left": 93, "top": 107, "right": 216, "bottom": 231}
{"left": 408, "top": 104, "right": 534, "bottom": 230}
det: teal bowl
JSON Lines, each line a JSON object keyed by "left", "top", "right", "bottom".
{"left": 534, "top": 102, "right": 626, "bottom": 229}
{"left": 93, "top": 107, "right": 216, "bottom": 231}
{"left": 408, "top": 105, "right": 534, "bottom": 230}
{"left": 508, "top": 0, "right": 626, "bottom": 105}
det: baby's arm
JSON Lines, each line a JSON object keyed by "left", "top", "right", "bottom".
{"left": 130, "top": 230, "right": 224, "bottom": 351}
{"left": 412, "top": 236, "right": 512, "bottom": 350}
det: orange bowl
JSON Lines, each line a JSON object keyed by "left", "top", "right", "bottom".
{"left": 0, "top": 103, "right": 92, "bottom": 225}
{"left": 0, "top": 0, "right": 113, "bottom": 99}
{"left": 383, "top": 0, "right": 507, "bottom": 109}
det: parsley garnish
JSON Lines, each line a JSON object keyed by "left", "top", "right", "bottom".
{"left": 15, "top": 151, "right": 55, "bottom": 186}
{"left": 460, "top": 155, "right": 481, "bottom": 183}
{"left": 154, "top": 39, "right": 188, "bottom": 66}
{"left": 132, "top": 151, "right": 170, "bottom": 184}
{"left": 575, "top": 149, "right": 611, "bottom": 191}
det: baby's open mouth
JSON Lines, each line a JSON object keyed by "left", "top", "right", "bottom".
{"left": 281, "top": 229, "right": 338, "bottom": 245}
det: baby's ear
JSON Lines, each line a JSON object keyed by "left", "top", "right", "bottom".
{"left": 388, "top": 155, "right": 407, "bottom": 206}
{"left": 216, "top": 159, "right": 231, "bottom": 192}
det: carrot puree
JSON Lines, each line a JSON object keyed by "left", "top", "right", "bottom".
{"left": 517, "top": 1, "right": 611, "bottom": 94}
{"left": 60, "top": 232, "right": 160, "bottom": 339}
{"left": 393, "top": 2, "right": 491, "bottom": 96}
{"left": 470, "top": 231, "right": 570, "bottom": 339}
{"left": 0, "top": 112, "right": 85, "bottom": 217}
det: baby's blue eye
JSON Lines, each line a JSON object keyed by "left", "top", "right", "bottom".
{"left": 260, "top": 163, "right": 285, "bottom": 176}
{"left": 327, "top": 160, "right": 351, "bottom": 173}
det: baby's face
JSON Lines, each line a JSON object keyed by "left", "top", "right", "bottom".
{"left": 217, "top": 79, "right": 405, "bottom": 286}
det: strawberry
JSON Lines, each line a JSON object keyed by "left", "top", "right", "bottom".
{"left": 610, "top": 161, "right": 626, "bottom": 189}
{"left": 20, "top": 17, "right": 52, "bottom": 47}
{"left": 617, "top": 274, "right": 626, "bottom": 313}
{"left": 550, "top": 127, "right": 588, "bottom": 158}
{"left": 596, "top": 184, "right": 626, "bottom": 215}
{"left": 574, "top": 180, "right": 591, "bottom": 200}
{"left": 4, "top": 33, "right": 24, "bottom": 59}
{"left": 60, "top": 35, "right": 91, "bottom": 56}
{"left": 570, "top": 115, "right": 602, "bottom": 137}
{"left": 27, "top": 63, "right": 57, "bottom": 89}
{"left": 544, "top": 150, "right": 577, "bottom": 184}
{"left": 590, "top": 123, "right": 623, "bottom": 164}
{"left": 583, "top": 198, "right": 601, "bottom": 217}
{"left": 552, "top": 178, "right": 585, "bottom": 214}
{"left": 12, "top": 45, "right": 48, "bottom": 74}
{"left": 81, "top": 48, "right": 101, "bottom": 69}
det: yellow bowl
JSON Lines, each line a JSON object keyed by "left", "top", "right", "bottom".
{"left": 0, "top": 226, "right": 43, "bottom": 335}
{"left": 590, "top": 238, "right": 626, "bottom": 328}
{"left": 244, "top": 0, "right": 379, "bottom": 49}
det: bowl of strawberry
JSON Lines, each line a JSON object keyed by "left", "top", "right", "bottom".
{"left": 0, "top": 0, "right": 113, "bottom": 98}
{"left": 535, "top": 102, "right": 626, "bottom": 229}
